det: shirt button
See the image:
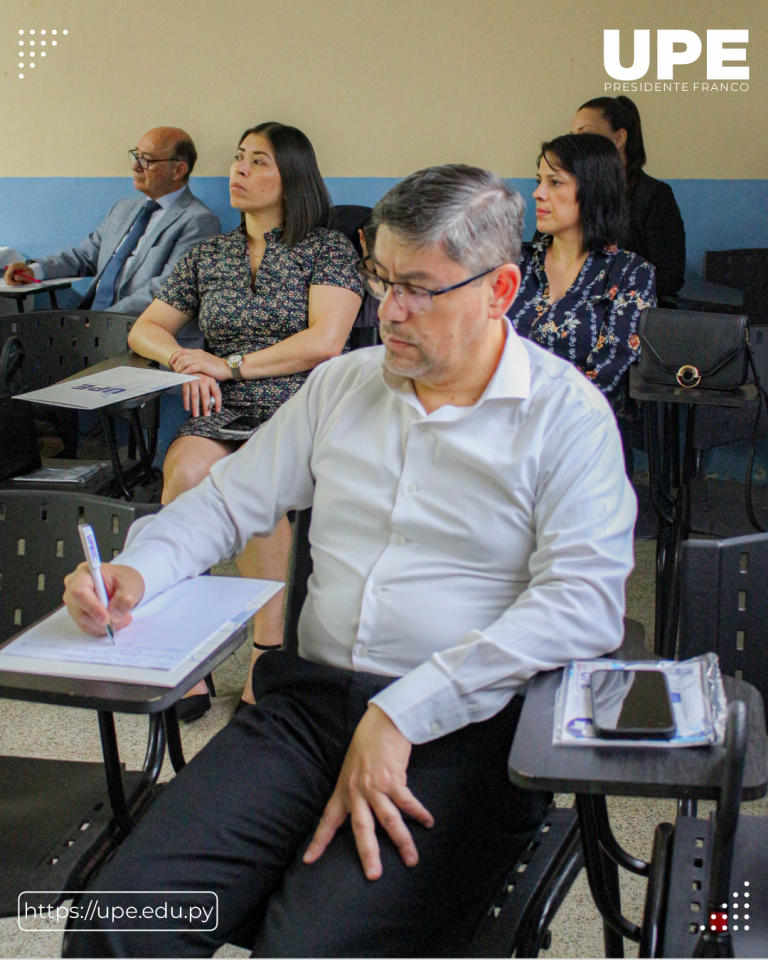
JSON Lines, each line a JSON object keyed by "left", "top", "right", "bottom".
{"left": 394, "top": 533, "right": 406, "bottom": 546}
{"left": 405, "top": 482, "right": 417, "bottom": 494}
{"left": 371, "top": 585, "right": 380, "bottom": 597}
{"left": 354, "top": 643, "right": 367, "bottom": 658}
{"left": 418, "top": 423, "right": 429, "bottom": 432}
{"left": 429, "top": 721, "right": 441, "bottom": 736}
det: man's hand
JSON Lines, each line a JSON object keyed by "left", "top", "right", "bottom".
{"left": 4, "top": 262, "right": 35, "bottom": 286}
{"left": 63, "top": 563, "right": 145, "bottom": 636}
{"left": 303, "top": 704, "right": 434, "bottom": 881}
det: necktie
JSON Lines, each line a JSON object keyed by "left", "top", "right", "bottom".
{"left": 86, "top": 199, "right": 161, "bottom": 310}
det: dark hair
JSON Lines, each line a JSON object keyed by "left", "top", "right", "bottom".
{"left": 538, "top": 133, "right": 627, "bottom": 252}
{"left": 361, "top": 219, "right": 377, "bottom": 257}
{"left": 238, "top": 122, "right": 332, "bottom": 246}
{"left": 578, "top": 95, "right": 646, "bottom": 191}
{"left": 171, "top": 138, "right": 197, "bottom": 182}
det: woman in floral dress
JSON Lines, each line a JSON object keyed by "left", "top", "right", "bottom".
{"left": 128, "top": 122, "right": 363, "bottom": 714}
{"left": 508, "top": 133, "right": 656, "bottom": 474}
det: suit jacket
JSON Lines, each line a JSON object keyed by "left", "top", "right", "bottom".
{"left": 35, "top": 186, "right": 221, "bottom": 316}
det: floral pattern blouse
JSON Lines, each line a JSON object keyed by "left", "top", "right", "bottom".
{"left": 509, "top": 237, "right": 656, "bottom": 408}
{"left": 157, "top": 224, "right": 364, "bottom": 438}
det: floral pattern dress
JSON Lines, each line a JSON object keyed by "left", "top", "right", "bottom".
{"left": 508, "top": 236, "right": 656, "bottom": 411}
{"left": 157, "top": 224, "right": 364, "bottom": 439}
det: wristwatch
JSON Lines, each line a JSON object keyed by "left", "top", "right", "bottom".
{"left": 226, "top": 354, "right": 245, "bottom": 381}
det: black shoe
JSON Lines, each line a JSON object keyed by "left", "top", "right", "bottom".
{"left": 175, "top": 692, "right": 211, "bottom": 723}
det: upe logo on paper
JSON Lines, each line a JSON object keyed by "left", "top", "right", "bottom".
{"left": 603, "top": 30, "right": 749, "bottom": 92}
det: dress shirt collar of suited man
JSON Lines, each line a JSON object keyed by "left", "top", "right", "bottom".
{"left": 130, "top": 126, "right": 194, "bottom": 201}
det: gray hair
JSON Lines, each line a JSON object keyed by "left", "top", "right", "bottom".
{"left": 370, "top": 164, "right": 525, "bottom": 275}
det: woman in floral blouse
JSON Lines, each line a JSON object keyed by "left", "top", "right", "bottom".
{"left": 509, "top": 133, "right": 656, "bottom": 416}
{"left": 128, "top": 122, "right": 363, "bottom": 715}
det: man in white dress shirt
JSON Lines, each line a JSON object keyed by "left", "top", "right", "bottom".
{"left": 62, "top": 165, "right": 636, "bottom": 957}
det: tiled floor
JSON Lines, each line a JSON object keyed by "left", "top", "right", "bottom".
{"left": 1, "top": 541, "right": 765, "bottom": 958}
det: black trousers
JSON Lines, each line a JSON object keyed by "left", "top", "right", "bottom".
{"left": 63, "top": 652, "right": 550, "bottom": 958}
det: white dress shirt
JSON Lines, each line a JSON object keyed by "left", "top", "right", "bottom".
{"left": 119, "top": 321, "right": 637, "bottom": 743}
{"left": 30, "top": 186, "right": 186, "bottom": 281}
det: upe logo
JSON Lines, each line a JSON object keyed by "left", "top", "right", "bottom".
{"left": 604, "top": 30, "right": 749, "bottom": 81}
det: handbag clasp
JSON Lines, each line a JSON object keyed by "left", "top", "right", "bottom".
{"left": 677, "top": 365, "right": 702, "bottom": 388}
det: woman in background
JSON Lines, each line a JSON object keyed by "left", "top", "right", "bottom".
{"left": 509, "top": 133, "right": 656, "bottom": 471}
{"left": 571, "top": 95, "right": 685, "bottom": 304}
{"left": 128, "top": 122, "right": 363, "bottom": 717}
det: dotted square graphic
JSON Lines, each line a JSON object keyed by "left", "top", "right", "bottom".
{"left": 16, "top": 28, "right": 68, "bottom": 78}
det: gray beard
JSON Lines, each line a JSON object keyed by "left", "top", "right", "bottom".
{"left": 382, "top": 344, "right": 434, "bottom": 380}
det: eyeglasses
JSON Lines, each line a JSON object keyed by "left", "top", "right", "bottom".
{"left": 129, "top": 149, "right": 180, "bottom": 171}
{"left": 357, "top": 259, "right": 503, "bottom": 314}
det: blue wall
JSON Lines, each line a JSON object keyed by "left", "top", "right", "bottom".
{"left": 3, "top": 176, "right": 767, "bottom": 284}
{"left": 2, "top": 175, "right": 767, "bottom": 481}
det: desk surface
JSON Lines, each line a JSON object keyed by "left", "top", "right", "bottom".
{"left": 0, "top": 624, "right": 248, "bottom": 714}
{"left": 0, "top": 277, "right": 78, "bottom": 296}
{"left": 677, "top": 278, "right": 744, "bottom": 308}
{"left": 58, "top": 350, "right": 164, "bottom": 413}
{"left": 59, "top": 350, "right": 157, "bottom": 383}
{"left": 508, "top": 671, "right": 767, "bottom": 801}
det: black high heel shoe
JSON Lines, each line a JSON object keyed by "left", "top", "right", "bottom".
{"left": 175, "top": 692, "right": 211, "bottom": 723}
{"left": 175, "top": 673, "right": 215, "bottom": 722}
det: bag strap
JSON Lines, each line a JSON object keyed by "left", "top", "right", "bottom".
{"left": 0, "top": 334, "right": 25, "bottom": 394}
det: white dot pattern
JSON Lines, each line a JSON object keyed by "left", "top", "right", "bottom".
{"left": 16, "top": 27, "right": 67, "bottom": 76}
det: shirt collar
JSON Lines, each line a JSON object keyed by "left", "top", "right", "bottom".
{"left": 381, "top": 317, "right": 531, "bottom": 417}
{"left": 155, "top": 185, "right": 186, "bottom": 212}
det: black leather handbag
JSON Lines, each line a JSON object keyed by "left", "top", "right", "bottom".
{"left": 637, "top": 307, "right": 749, "bottom": 390}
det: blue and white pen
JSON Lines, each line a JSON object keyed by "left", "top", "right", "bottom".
{"left": 78, "top": 523, "right": 116, "bottom": 644}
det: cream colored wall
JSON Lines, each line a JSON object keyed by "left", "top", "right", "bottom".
{"left": 1, "top": 0, "right": 765, "bottom": 179}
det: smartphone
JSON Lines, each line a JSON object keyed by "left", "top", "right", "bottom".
{"left": 590, "top": 668, "right": 676, "bottom": 740}
{"left": 217, "top": 416, "right": 260, "bottom": 440}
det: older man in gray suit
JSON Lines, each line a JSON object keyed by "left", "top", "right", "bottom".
{"left": 4, "top": 127, "right": 220, "bottom": 316}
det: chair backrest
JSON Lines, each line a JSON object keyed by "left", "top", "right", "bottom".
{"left": 330, "top": 205, "right": 372, "bottom": 256}
{"left": 706, "top": 249, "right": 768, "bottom": 326}
{"left": 708, "top": 700, "right": 748, "bottom": 914}
{"left": 679, "top": 534, "right": 768, "bottom": 703}
{"left": 0, "top": 310, "right": 134, "bottom": 396}
{"left": 0, "top": 490, "right": 159, "bottom": 643}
